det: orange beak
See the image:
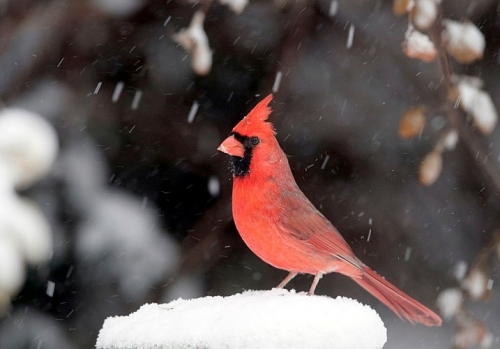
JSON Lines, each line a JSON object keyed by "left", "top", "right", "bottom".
{"left": 217, "top": 135, "right": 245, "bottom": 157}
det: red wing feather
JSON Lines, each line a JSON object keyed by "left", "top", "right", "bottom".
{"left": 280, "top": 189, "right": 358, "bottom": 263}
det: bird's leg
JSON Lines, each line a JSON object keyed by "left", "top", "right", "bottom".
{"left": 308, "top": 273, "right": 323, "bottom": 295}
{"left": 277, "top": 272, "right": 298, "bottom": 289}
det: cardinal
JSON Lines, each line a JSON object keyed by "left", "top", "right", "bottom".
{"left": 217, "top": 94, "right": 442, "bottom": 326}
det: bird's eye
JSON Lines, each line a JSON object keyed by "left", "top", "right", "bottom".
{"left": 250, "top": 136, "right": 260, "bottom": 146}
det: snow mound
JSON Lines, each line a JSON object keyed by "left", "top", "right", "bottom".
{"left": 96, "top": 289, "right": 387, "bottom": 349}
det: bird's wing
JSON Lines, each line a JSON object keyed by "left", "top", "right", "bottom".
{"left": 280, "top": 189, "right": 358, "bottom": 261}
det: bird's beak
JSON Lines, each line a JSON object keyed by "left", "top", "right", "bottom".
{"left": 217, "top": 135, "right": 245, "bottom": 157}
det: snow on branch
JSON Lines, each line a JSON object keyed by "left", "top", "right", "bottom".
{"left": 403, "top": 25, "right": 436, "bottom": 62}
{"left": 96, "top": 289, "right": 386, "bottom": 349}
{"left": 172, "top": 11, "right": 213, "bottom": 76}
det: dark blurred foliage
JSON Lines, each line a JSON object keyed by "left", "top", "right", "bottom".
{"left": 0, "top": 0, "right": 500, "bottom": 348}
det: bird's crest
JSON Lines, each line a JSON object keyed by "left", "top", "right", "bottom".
{"left": 232, "top": 94, "right": 276, "bottom": 137}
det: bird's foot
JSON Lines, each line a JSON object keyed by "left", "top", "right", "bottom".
{"left": 308, "top": 273, "right": 323, "bottom": 295}
{"left": 277, "top": 271, "right": 298, "bottom": 288}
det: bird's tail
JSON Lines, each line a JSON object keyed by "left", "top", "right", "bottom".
{"left": 351, "top": 264, "right": 442, "bottom": 326}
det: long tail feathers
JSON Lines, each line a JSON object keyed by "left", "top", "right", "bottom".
{"left": 352, "top": 264, "right": 442, "bottom": 326}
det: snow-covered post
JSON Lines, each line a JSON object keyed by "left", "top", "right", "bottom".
{"left": 96, "top": 289, "right": 387, "bottom": 349}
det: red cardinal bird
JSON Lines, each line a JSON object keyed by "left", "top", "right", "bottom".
{"left": 217, "top": 94, "right": 442, "bottom": 326}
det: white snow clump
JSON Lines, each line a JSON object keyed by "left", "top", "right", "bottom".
{"left": 412, "top": 0, "right": 440, "bottom": 30}
{"left": 456, "top": 77, "right": 498, "bottom": 134}
{"left": 173, "top": 11, "right": 213, "bottom": 76}
{"left": 0, "top": 108, "right": 58, "bottom": 189}
{"left": 218, "top": 0, "right": 248, "bottom": 14}
{"left": 0, "top": 108, "right": 57, "bottom": 315}
{"left": 442, "top": 20, "right": 485, "bottom": 64}
{"left": 461, "top": 268, "right": 489, "bottom": 300}
{"left": 403, "top": 25, "right": 436, "bottom": 62}
{"left": 436, "top": 288, "right": 463, "bottom": 319}
{"left": 96, "top": 289, "right": 387, "bottom": 349}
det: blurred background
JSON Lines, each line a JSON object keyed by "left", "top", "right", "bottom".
{"left": 0, "top": 0, "right": 499, "bottom": 348}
